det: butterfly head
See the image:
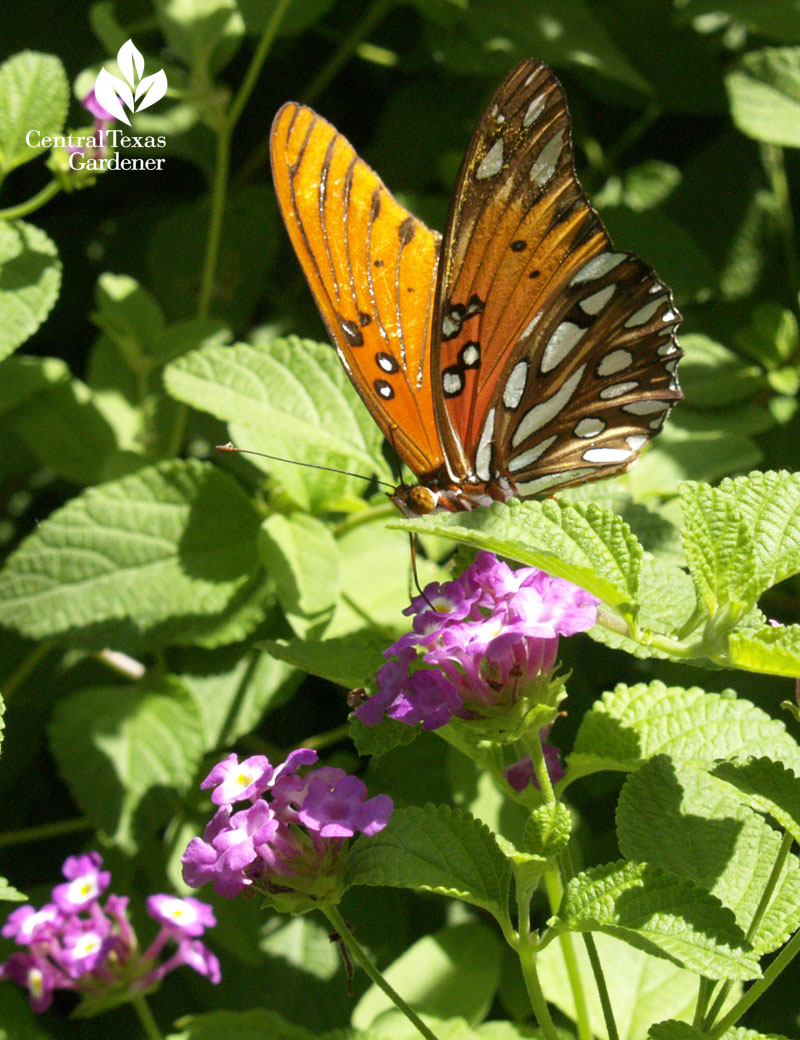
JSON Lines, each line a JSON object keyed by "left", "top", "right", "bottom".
{"left": 390, "top": 483, "right": 439, "bottom": 518}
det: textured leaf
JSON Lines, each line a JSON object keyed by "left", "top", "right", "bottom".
{"left": 353, "top": 923, "right": 502, "bottom": 1029}
{"left": 718, "top": 471, "right": 800, "bottom": 590}
{"left": 728, "top": 623, "right": 800, "bottom": 676}
{"left": 677, "top": 334, "right": 765, "bottom": 408}
{"left": 346, "top": 805, "right": 512, "bottom": 922}
{"left": 91, "top": 273, "right": 165, "bottom": 367}
{"left": 164, "top": 335, "right": 390, "bottom": 510}
{"left": 537, "top": 931, "right": 737, "bottom": 1040}
{"left": 396, "top": 497, "right": 643, "bottom": 616}
{"left": 168, "top": 1008, "right": 317, "bottom": 1040}
{"left": 679, "top": 482, "right": 759, "bottom": 624}
{"left": 263, "top": 630, "right": 387, "bottom": 690}
{"left": 49, "top": 679, "right": 204, "bottom": 852}
{"left": 551, "top": 860, "right": 758, "bottom": 980}
{"left": 726, "top": 47, "right": 800, "bottom": 147}
{"left": 618, "top": 757, "right": 800, "bottom": 954}
{"left": 0, "top": 221, "right": 60, "bottom": 361}
{"left": 0, "top": 51, "right": 68, "bottom": 172}
{"left": 258, "top": 514, "right": 339, "bottom": 638}
{"left": 0, "top": 459, "right": 262, "bottom": 640}
{"left": 712, "top": 757, "right": 800, "bottom": 846}
{"left": 567, "top": 681, "right": 800, "bottom": 782}
{"left": 523, "top": 802, "right": 572, "bottom": 859}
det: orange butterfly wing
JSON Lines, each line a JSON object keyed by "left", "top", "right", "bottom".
{"left": 433, "top": 61, "right": 682, "bottom": 496}
{"left": 270, "top": 103, "right": 446, "bottom": 481}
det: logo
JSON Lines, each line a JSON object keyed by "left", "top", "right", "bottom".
{"left": 94, "top": 39, "right": 167, "bottom": 126}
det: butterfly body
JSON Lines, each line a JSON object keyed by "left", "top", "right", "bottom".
{"left": 271, "top": 61, "right": 682, "bottom": 516}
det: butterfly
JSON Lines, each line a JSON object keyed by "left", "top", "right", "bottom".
{"left": 270, "top": 60, "right": 681, "bottom": 517}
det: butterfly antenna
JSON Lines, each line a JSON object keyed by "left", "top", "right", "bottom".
{"left": 216, "top": 443, "right": 395, "bottom": 491}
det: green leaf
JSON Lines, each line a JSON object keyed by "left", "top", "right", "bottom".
{"left": 712, "top": 757, "right": 800, "bottom": 845}
{"left": 0, "top": 220, "right": 61, "bottom": 361}
{"left": 550, "top": 860, "right": 759, "bottom": 980}
{"left": 717, "top": 471, "right": 800, "bottom": 591}
{"left": 91, "top": 272, "right": 166, "bottom": 370}
{"left": 168, "top": 1009, "right": 317, "bottom": 1040}
{"left": 734, "top": 303, "right": 799, "bottom": 369}
{"left": 618, "top": 757, "right": 800, "bottom": 954}
{"left": 523, "top": 802, "right": 572, "bottom": 859}
{"left": 650, "top": 1025, "right": 792, "bottom": 1040}
{"left": 350, "top": 713, "right": 420, "bottom": 758}
{"left": 687, "top": 0, "right": 800, "bottom": 44}
{"left": 5, "top": 358, "right": 117, "bottom": 485}
{"left": 679, "top": 481, "right": 759, "bottom": 624}
{"left": 726, "top": 47, "right": 800, "bottom": 147}
{"left": 164, "top": 335, "right": 390, "bottom": 511}
{"left": 0, "top": 52, "right": 68, "bottom": 173}
{"left": 263, "top": 630, "right": 387, "bottom": 690}
{"left": 258, "top": 514, "right": 340, "bottom": 638}
{"left": 537, "top": 931, "right": 737, "bottom": 1040}
{"left": 352, "top": 922, "right": 503, "bottom": 1029}
{"left": 49, "top": 679, "right": 204, "bottom": 852}
{"left": 154, "top": 0, "right": 245, "bottom": 75}
{"left": 0, "top": 459, "right": 263, "bottom": 641}
{"left": 677, "top": 334, "right": 765, "bottom": 409}
{"left": 728, "top": 623, "right": 800, "bottom": 676}
{"left": 347, "top": 804, "right": 512, "bottom": 923}
{"left": 0, "top": 878, "right": 27, "bottom": 903}
{"left": 395, "top": 497, "right": 644, "bottom": 617}
{"left": 567, "top": 681, "right": 800, "bottom": 782}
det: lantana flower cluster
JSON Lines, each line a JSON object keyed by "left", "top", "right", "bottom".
{"left": 181, "top": 750, "right": 393, "bottom": 905}
{"left": 0, "top": 852, "right": 219, "bottom": 1013}
{"left": 354, "top": 551, "right": 599, "bottom": 732}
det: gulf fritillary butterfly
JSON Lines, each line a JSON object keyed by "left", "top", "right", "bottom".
{"left": 270, "top": 60, "right": 681, "bottom": 517}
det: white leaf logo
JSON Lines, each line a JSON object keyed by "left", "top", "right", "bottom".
{"left": 94, "top": 39, "right": 167, "bottom": 125}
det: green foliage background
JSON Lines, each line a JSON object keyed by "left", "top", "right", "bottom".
{"left": 2, "top": 1, "right": 800, "bottom": 1038}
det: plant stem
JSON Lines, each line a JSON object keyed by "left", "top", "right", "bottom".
{"left": 131, "top": 993, "right": 165, "bottom": 1040}
{"left": 761, "top": 142, "right": 800, "bottom": 303}
{"left": 0, "top": 817, "right": 90, "bottom": 849}
{"left": 703, "top": 829, "right": 794, "bottom": 1029}
{"left": 3, "top": 641, "right": 54, "bottom": 701}
{"left": 292, "top": 723, "right": 351, "bottom": 752}
{"left": 707, "top": 924, "right": 800, "bottom": 1040}
{"left": 321, "top": 903, "right": 442, "bottom": 1040}
{"left": 692, "top": 976, "right": 714, "bottom": 1029}
{"left": 544, "top": 869, "right": 592, "bottom": 1040}
{"left": 0, "top": 179, "right": 61, "bottom": 220}
{"left": 517, "top": 942, "right": 561, "bottom": 1040}
{"left": 197, "top": 0, "right": 292, "bottom": 319}
{"left": 526, "top": 731, "right": 556, "bottom": 806}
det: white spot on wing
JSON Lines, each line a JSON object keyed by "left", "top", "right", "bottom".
{"left": 443, "top": 371, "right": 463, "bottom": 395}
{"left": 512, "top": 364, "right": 586, "bottom": 447}
{"left": 600, "top": 380, "right": 639, "bottom": 400}
{"left": 523, "top": 93, "right": 548, "bottom": 127}
{"left": 583, "top": 446, "right": 634, "bottom": 463}
{"left": 509, "top": 435, "right": 556, "bottom": 473}
{"left": 574, "top": 417, "right": 606, "bottom": 437}
{"left": 579, "top": 284, "right": 615, "bottom": 315}
{"left": 475, "top": 408, "right": 495, "bottom": 481}
{"left": 569, "top": 252, "right": 627, "bottom": 287}
{"left": 626, "top": 435, "right": 647, "bottom": 451}
{"left": 515, "top": 467, "right": 595, "bottom": 496}
{"left": 503, "top": 361, "right": 528, "bottom": 409}
{"left": 530, "top": 130, "right": 564, "bottom": 187}
{"left": 662, "top": 308, "right": 678, "bottom": 322}
{"left": 625, "top": 297, "right": 663, "bottom": 327}
{"left": 541, "top": 322, "right": 586, "bottom": 373}
{"left": 521, "top": 312, "right": 542, "bottom": 340}
{"left": 462, "top": 343, "right": 479, "bottom": 366}
{"left": 658, "top": 341, "right": 678, "bottom": 356}
{"left": 623, "top": 400, "right": 668, "bottom": 415}
{"left": 476, "top": 138, "right": 504, "bottom": 180}
{"left": 597, "top": 349, "right": 633, "bottom": 377}
{"left": 378, "top": 355, "right": 395, "bottom": 372}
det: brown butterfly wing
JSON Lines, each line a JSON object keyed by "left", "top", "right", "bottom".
{"left": 432, "top": 60, "right": 682, "bottom": 495}
{"left": 270, "top": 102, "right": 445, "bottom": 480}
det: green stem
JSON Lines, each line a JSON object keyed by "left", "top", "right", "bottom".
{"left": 292, "top": 724, "right": 350, "bottom": 752}
{"left": 517, "top": 942, "right": 561, "bottom": 1040}
{"left": 544, "top": 870, "right": 592, "bottom": 1040}
{"left": 692, "top": 977, "right": 714, "bottom": 1029}
{"left": 0, "top": 179, "right": 61, "bottom": 220}
{"left": 3, "top": 641, "right": 54, "bottom": 701}
{"left": 322, "top": 903, "right": 442, "bottom": 1040}
{"left": 526, "top": 731, "right": 556, "bottom": 806}
{"left": 703, "top": 829, "right": 795, "bottom": 1029}
{"left": 707, "top": 924, "right": 800, "bottom": 1040}
{"left": 131, "top": 993, "right": 165, "bottom": 1040}
{"left": 197, "top": 0, "right": 292, "bottom": 319}
{"left": 0, "top": 817, "right": 90, "bottom": 850}
{"left": 761, "top": 142, "right": 800, "bottom": 303}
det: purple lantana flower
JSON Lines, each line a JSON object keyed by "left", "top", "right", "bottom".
{"left": 0, "top": 851, "right": 218, "bottom": 1013}
{"left": 355, "top": 552, "right": 599, "bottom": 731}
{"left": 182, "top": 751, "right": 392, "bottom": 906}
